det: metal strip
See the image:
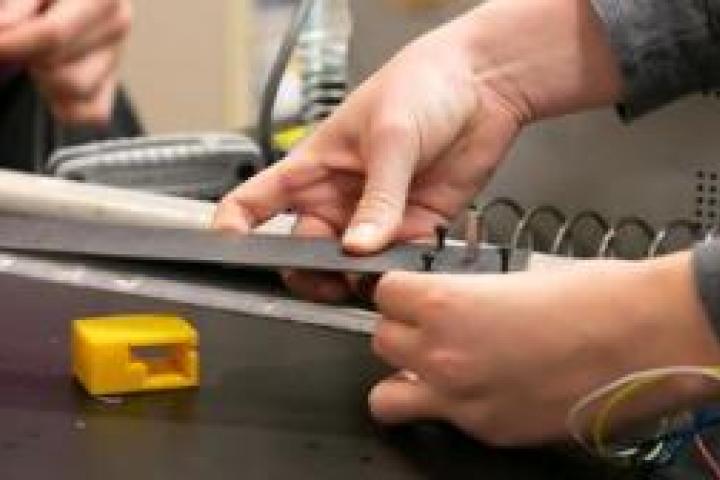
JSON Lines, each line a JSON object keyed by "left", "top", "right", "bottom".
{"left": 0, "top": 251, "right": 378, "bottom": 335}
{"left": 0, "top": 215, "right": 527, "bottom": 274}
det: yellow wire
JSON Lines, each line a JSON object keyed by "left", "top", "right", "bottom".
{"left": 591, "top": 366, "right": 720, "bottom": 456}
{"left": 591, "top": 377, "right": 659, "bottom": 455}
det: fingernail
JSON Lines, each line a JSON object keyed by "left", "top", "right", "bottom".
{"left": 398, "top": 370, "right": 420, "bottom": 382}
{"left": 344, "top": 223, "right": 381, "bottom": 248}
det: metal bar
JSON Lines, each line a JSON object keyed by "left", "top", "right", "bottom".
{"left": 0, "top": 214, "right": 527, "bottom": 274}
{"left": 0, "top": 250, "right": 377, "bottom": 334}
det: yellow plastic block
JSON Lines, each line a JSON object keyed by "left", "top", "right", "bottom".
{"left": 72, "top": 314, "right": 199, "bottom": 395}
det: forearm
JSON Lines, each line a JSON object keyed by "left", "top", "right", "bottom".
{"left": 442, "top": 0, "right": 624, "bottom": 123}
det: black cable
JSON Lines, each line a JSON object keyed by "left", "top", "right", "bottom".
{"left": 258, "top": 0, "right": 316, "bottom": 167}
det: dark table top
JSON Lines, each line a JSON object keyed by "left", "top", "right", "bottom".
{"left": 0, "top": 267, "right": 648, "bottom": 480}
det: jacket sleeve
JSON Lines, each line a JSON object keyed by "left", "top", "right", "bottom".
{"left": 590, "top": 0, "right": 720, "bottom": 120}
{"left": 591, "top": 1, "right": 720, "bottom": 337}
{"left": 693, "top": 240, "right": 720, "bottom": 339}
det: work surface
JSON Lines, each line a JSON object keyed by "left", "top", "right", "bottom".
{"left": 0, "top": 262, "right": 644, "bottom": 479}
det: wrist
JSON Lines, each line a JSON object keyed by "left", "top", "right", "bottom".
{"left": 571, "top": 254, "right": 720, "bottom": 432}
{"left": 448, "top": 0, "right": 623, "bottom": 123}
{"left": 639, "top": 252, "right": 720, "bottom": 403}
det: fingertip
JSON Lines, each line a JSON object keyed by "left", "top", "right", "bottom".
{"left": 212, "top": 213, "right": 250, "bottom": 235}
{"left": 368, "top": 379, "right": 403, "bottom": 425}
{"left": 342, "top": 222, "right": 391, "bottom": 254}
{"left": 371, "top": 319, "right": 420, "bottom": 369}
{"left": 212, "top": 196, "right": 254, "bottom": 234}
{"left": 373, "top": 270, "right": 413, "bottom": 306}
{"left": 368, "top": 375, "right": 437, "bottom": 425}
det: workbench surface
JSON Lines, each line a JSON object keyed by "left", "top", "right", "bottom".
{"left": 0, "top": 268, "right": 642, "bottom": 480}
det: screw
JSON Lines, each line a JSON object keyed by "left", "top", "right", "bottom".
{"left": 500, "top": 248, "right": 510, "bottom": 273}
{"left": 421, "top": 251, "right": 435, "bottom": 272}
{"left": 435, "top": 225, "right": 448, "bottom": 251}
{"left": 464, "top": 207, "right": 480, "bottom": 262}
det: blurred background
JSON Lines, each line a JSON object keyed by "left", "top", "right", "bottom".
{"left": 122, "top": 0, "right": 305, "bottom": 133}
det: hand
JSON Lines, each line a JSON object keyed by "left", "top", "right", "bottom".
{"left": 216, "top": 22, "right": 521, "bottom": 300}
{"left": 0, "top": 0, "right": 132, "bottom": 125}
{"left": 369, "top": 252, "right": 720, "bottom": 445}
{"left": 0, "top": 1, "right": 40, "bottom": 28}
{"left": 214, "top": 0, "right": 622, "bottom": 302}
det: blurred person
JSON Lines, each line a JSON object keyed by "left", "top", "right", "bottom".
{"left": 0, "top": 0, "right": 138, "bottom": 171}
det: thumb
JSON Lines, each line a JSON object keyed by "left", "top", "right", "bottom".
{"left": 343, "top": 118, "right": 418, "bottom": 254}
{"left": 369, "top": 372, "right": 442, "bottom": 425}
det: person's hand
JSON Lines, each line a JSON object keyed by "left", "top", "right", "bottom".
{"left": 0, "top": 0, "right": 132, "bottom": 125}
{"left": 0, "top": 1, "right": 40, "bottom": 28}
{"left": 214, "top": 0, "right": 622, "bottom": 301}
{"left": 217, "top": 26, "right": 520, "bottom": 300}
{"left": 369, "top": 252, "right": 720, "bottom": 445}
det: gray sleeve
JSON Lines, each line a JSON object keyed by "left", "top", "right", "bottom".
{"left": 692, "top": 241, "right": 720, "bottom": 338}
{"left": 590, "top": 0, "right": 720, "bottom": 120}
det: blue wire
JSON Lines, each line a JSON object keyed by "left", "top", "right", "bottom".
{"left": 614, "top": 408, "right": 720, "bottom": 468}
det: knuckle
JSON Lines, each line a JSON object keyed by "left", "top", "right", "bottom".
{"left": 371, "top": 322, "right": 395, "bottom": 359}
{"left": 273, "top": 164, "right": 304, "bottom": 193}
{"left": 422, "top": 285, "right": 451, "bottom": 318}
{"left": 113, "top": 2, "right": 134, "bottom": 37}
{"left": 370, "top": 333, "right": 385, "bottom": 359}
{"left": 43, "top": 19, "right": 69, "bottom": 49}
{"left": 372, "top": 115, "right": 414, "bottom": 143}
{"left": 59, "top": 74, "right": 96, "bottom": 99}
{"left": 98, "top": 0, "right": 118, "bottom": 13}
{"left": 427, "top": 349, "right": 469, "bottom": 386}
{"left": 355, "top": 187, "right": 403, "bottom": 216}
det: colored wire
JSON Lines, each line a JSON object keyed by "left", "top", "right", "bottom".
{"left": 258, "top": 0, "right": 316, "bottom": 166}
{"left": 566, "top": 366, "right": 720, "bottom": 455}
{"left": 591, "top": 377, "right": 658, "bottom": 455}
{"left": 589, "top": 383, "right": 704, "bottom": 457}
{"left": 623, "top": 410, "right": 720, "bottom": 466}
{"left": 695, "top": 434, "right": 720, "bottom": 480}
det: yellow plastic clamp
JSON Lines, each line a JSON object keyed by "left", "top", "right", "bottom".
{"left": 72, "top": 313, "right": 199, "bottom": 395}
